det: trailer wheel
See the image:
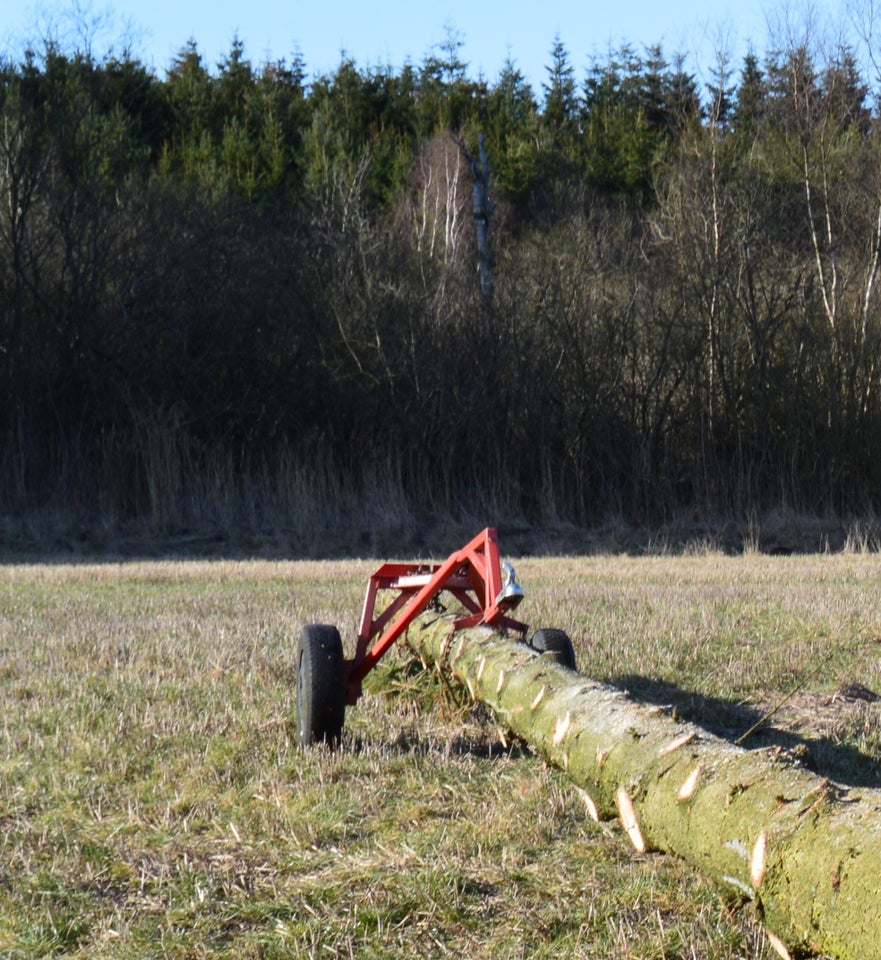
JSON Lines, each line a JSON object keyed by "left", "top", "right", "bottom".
{"left": 296, "top": 624, "right": 346, "bottom": 747}
{"left": 531, "top": 628, "right": 577, "bottom": 671}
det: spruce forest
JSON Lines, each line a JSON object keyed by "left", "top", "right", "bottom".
{"left": 2, "top": 23, "right": 881, "bottom": 553}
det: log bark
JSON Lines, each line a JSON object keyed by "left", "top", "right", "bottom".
{"left": 406, "top": 613, "right": 881, "bottom": 960}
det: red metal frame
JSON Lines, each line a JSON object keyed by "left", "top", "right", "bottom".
{"left": 344, "top": 527, "right": 527, "bottom": 704}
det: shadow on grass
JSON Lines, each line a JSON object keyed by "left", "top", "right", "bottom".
{"left": 353, "top": 671, "right": 881, "bottom": 785}
{"left": 614, "top": 674, "right": 881, "bottom": 789}
{"left": 346, "top": 725, "right": 533, "bottom": 762}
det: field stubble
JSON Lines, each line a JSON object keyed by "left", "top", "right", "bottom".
{"left": 2, "top": 552, "right": 881, "bottom": 958}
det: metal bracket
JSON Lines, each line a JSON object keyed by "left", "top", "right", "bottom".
{"left": 344, "top": 527, "right": 527, "bottom": 704}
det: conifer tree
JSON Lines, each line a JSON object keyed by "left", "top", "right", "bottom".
{"left": 542, "top": 34, "right": 577, "bottom": 131}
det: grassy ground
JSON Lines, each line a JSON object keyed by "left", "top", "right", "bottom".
{"left": 2, "top": 551, "right": 881, "bottom": 958}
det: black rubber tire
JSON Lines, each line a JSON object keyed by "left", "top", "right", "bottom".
{"left": 531, "top": 628, "right": 577, "bottom": 671}
{"left": 296, "top": 624, "right": 346, "bottom": 747}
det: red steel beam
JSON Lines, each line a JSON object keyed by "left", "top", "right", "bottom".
{"left": 345, "top": 527, "right": 525, "bottom": 704}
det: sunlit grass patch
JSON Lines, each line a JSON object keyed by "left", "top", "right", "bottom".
{"left": 4, "top": 553, "right": 875, "bottom": 957}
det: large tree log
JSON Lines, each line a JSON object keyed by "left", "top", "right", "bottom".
{"left": 406, "top": 613, "right": 881, "bottom": 960}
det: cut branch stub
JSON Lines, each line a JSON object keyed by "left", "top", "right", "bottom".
{"left": 616, "top": 786, "right": 647, "bottom": 853}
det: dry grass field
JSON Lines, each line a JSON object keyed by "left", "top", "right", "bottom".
{"left": 2, "top": 549, "right": 881, "bottom": 958}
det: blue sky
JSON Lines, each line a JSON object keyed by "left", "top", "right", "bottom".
{"left": 0, "top": 0, "right": 859, "bottom": 92}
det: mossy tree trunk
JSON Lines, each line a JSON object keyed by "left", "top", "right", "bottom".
{"left": 407, "top": 613, "right": 881, "bottom": 960}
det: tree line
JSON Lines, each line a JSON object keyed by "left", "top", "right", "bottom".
{"left": 2, "top": 26, "right": 881, "bottom": 550}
